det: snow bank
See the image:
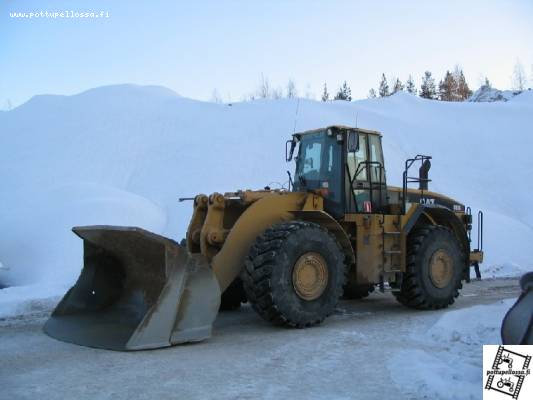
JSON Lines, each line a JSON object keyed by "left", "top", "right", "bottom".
{"left": 468, "top": 85, "right": 523, "bottom": 102}
{"left": 0, "top": 283, "right": 67, "bottom": 319}
{"left": 425, "top": 300, "right": 511, "bottom": 346}
{"left": 388, "top": 299, "right": 515, "bottom": 400}
{"left": 0, "top": 85, "right": 532, "bottom": 291}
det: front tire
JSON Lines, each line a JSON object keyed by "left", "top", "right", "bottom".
{"left": 393, "top": 225, "right": 464, "bottom": 309}
{"left": 242, "top": 221, "right": 347, "bottom": 327}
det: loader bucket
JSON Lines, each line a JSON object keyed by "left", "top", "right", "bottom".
{"left": 43, "top": 226, "right": 220, "bottom": 351}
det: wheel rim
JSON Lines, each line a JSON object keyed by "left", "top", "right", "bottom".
{"left": 292, "top": 252, "right": 329, "bottom": 300}
{"left": 428, "top": 249, "right": 453, "bottom": 288}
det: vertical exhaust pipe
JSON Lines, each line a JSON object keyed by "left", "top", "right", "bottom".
{"left": 419, "top": 159, "right": 431, "bottom": 191}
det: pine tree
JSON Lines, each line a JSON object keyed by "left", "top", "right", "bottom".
{"left": 438, "top": 71, "right": 457, "bottom": 101}
{"left": 321, "top": 83, "right": 329, "bottom": 101}
{"left": 378, "top": 74, "right": 389, "bottom": 97}
{"left": 455, "top": 69, "right": 472, "bottom": 100}
{"left": 334, "top": 81, "right": 352, "bottom": 101}
{"left": 405, "top": 75, "right": 416, "bottom": 94}
{"left": 368, "top": 88, "right": 377, "bottom": 98}
{"left": 392, "top": 78, "right": 404, "bottom": 94}
{"left": 483, "top": 77, "right": 491, "bottom": 88}
{"left": 286, "top": 79, "right": 297, "bottom": 98}
{"left": 420, "top": 71, "right": 437, "bottom": 100}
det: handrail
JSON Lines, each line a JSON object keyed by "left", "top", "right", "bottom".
{"left": 402, "top": 155, "right": 432, "bottom": 214}
{"left": 351, "top": 160, "right": 385, "bottom": 212}
{"left": 477, "top": 210, "right": 483, "bottom": 251}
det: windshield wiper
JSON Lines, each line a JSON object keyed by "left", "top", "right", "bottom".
{"left": 298, "top": 173, "right": 307, "bottom": 187}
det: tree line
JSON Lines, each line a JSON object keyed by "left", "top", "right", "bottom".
{"left": 361, "top": 67, "right": 472, "bottom": 101}
{"left": 209, "top": 60, "right": 531, "bottom": 104}
{"left": 319, "top": 67, "right": 473, "bottom": 102}
{"left": 215, "top": 68, "right": 475, "bottom": 103}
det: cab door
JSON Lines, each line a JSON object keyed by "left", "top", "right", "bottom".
{"left": 321, "top": 134, "right": 344, "bottom": 218}
{"left": 347, "top": 133, "right": 370, "bottom": 212}
{"left": 346, "top": 133, "right": 386, "bottom": 213}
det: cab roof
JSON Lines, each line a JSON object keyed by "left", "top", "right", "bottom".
{"left": 295, "top": 125, "right": 382, "bottom": 137}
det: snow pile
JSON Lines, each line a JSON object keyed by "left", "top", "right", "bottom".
{"left": 388, "top": 299, "right": 514, "bottom": 400}
{"left": 0, "top": 85, "right": 532, "bottom": 294}
{"left": 469, "top": 85, "right": 524, "bottom": 102}
{"left": 425, "top": 300, "right": 509, "bottom": 346}
{"left": 0, "top": 283, "right": 67, "bottom": 319}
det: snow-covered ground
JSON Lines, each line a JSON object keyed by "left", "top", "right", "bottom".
{"left": 0, "top": 85, "right": 532, "bottom": 306}
{"left": 0, "top": 283, "right": 64, "bottom": 319}
{"left": 388, "top": 298, "right": 514, "bottom": 400}
{"left": 0, "top": 278, "right": 520, "bottom": 400}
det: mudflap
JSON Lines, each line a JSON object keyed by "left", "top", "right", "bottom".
{"left": 43, "top": 226, "right": 220, "bottom": 351}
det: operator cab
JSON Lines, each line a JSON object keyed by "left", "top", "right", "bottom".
{"left": 288, "top": 126, "right": 387, "bottom": 218}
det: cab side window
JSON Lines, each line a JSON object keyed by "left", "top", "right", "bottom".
{"left": 347, "top": 134, "right": 368, "bottom": 181}
{"left": 368, "top": 134, "right": 385, "bottom": 183}
{"left": 301, "top": 142, "right": 322, "bottom": 179}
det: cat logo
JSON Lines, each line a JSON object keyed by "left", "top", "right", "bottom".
{"left": 420, "top": 198, "right": 435, "bottom": 205}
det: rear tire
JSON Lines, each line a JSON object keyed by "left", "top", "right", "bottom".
{"left": 242, "top": 221, "right": 347, "bottom": 327}
{"left": 393, "top": 225, "right": 464, "bottom": 309}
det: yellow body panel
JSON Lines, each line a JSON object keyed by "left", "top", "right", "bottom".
{"left": 210, "top": 192, "right": 307, "bottom": 291}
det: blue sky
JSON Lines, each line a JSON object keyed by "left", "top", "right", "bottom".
{"left": 1, "top": 0, "right": 532, "bottom": 108}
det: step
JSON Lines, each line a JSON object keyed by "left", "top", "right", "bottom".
{"left": 384, "top": 231, "right": 401, "bottom": 235}
{"left": 384, "top": 250, "right": 402, "bottom": 255}
{"left": 383, "top": 264, "right": 401, "bottom": 272}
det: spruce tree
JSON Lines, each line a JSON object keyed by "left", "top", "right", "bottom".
{"left": 438, "top": 78, "right": 446, "bottom": 100}
{"left": 343, "top": 81, "right": 352, "bottom": 101}
{"left": 405, "top": 75, "right": 416, "bottom": 94}
{"left": 392, "top": 78, "right": 404, "bottom": 94}
{"left": 368, "top": 88, "right": 377, "bottom": 98}
{"left": 420, "top": 71, "right": 437, "bottom": 99}
{"left": 334, "top": 81, "right": 352, "bottom": 101}
{"left": 378, "top": 74, "right": 389, "bottom": 97}
{"left": 321, "top": 83, "right": 329, "bottom": 101}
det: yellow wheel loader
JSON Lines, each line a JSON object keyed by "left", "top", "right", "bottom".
{"left": 44, "top": 126, "right": 484, "bottom": 350}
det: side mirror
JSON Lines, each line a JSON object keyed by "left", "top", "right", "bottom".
{"left": 347, "top": 131, "right": 359, "bottom": 152}
{"left": 286, "top": 139, "right": 296, "bottom": 161}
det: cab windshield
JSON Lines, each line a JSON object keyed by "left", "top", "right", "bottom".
{"left": 294, "top": 131, "right": 337, "bottom": 189}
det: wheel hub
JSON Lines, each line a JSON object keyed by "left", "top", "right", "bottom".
{"left": 292, "top": 252, "right": 328, "bottom": 300}
{"left": 429, "top": 249, "right": 453, "bottom": 288}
